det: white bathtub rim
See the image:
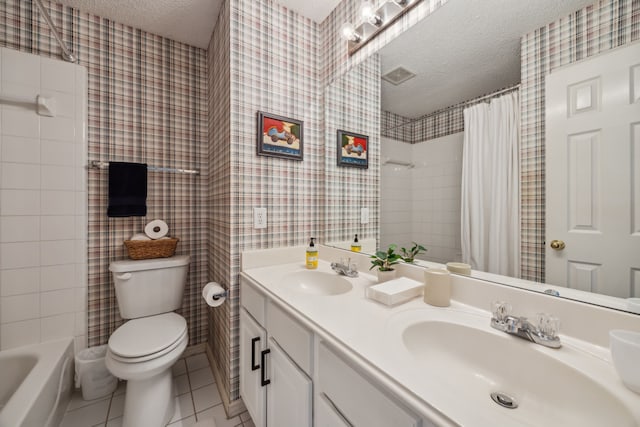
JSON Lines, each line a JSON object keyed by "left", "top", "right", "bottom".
{"left": 0, "top": 337, "right": 74, "bottom": 427}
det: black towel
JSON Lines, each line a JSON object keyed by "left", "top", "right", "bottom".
{"left": 107, "top": 162, "right": 148, "bottom": 217}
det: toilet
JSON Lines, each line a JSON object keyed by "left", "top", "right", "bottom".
{"left": 105, "top": 255, "right": 191, "bottom": 427}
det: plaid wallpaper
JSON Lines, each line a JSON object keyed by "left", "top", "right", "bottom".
{"left": 207, "top": 0, "right": 233, "bottom": 405}
{"left": 0, "top": 0, "right": 209, "bottom": 347}
{"left": 324, "top": 54, "right": 381, "bottom": 245}
{"left": 520, "top": 0, "right": 640, "bottom": 282}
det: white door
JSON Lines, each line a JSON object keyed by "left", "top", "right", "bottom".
{"left": 266, "top": 338, "right": 312, "bottom": 427}
{"left": 239, "top": 308, "right": 267, "bottom": 427}
{"left": 545, "top": 41, "right": 640, "bottom": 297}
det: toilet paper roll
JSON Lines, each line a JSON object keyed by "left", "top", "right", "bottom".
{"left": 130, "top": 233, "right": 151, "bottom": 241}
{"left": 202, "top": 282, "right": 227, "bottom": 307}
{"left": 144, "top": 219, "right": 169, "bottom": 240}
{"left": 424, "top": 268, "right": 451, "bottom": 307}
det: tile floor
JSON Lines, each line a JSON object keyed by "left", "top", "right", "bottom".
{"left": 60, "top": 351, "right": 255, "bottom": 427}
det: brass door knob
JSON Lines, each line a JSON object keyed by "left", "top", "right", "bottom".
{"left": 550, "top": 240, "right": 566, "bottom": 250}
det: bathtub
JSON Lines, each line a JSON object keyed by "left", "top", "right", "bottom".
{"left": 0, "top": 338, "right": 74, "bottom": 427}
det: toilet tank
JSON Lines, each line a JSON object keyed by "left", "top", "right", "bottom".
{"left": 109, "top": 255, "right": 190, "bottom": 319}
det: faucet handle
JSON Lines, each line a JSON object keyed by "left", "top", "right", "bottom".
{"left": 535, "top": 313, "right": 560, "bottom": 338}
{"left": 491, "top": 301, "right": 512, "bottom": 322}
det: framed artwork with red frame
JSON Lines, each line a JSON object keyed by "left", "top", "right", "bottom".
{"left": 337, "top": 129, "right": 368, "bottom": 169}
{"left": 257, "top": 111, "right": 303, "bottom": 161}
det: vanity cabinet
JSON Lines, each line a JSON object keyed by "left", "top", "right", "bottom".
{"left": 239, "top": 282, "right": 312, "bottom": 427}
{"left": 240, "top": 276, "right": 426, "bottom": 427}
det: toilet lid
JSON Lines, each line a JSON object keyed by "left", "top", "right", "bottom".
{"left": 109, "top": 313, "right": 187, "bottom": 358}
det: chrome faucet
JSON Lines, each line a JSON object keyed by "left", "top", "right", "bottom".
{"left": 490, "top": 301, "right": 561, "bottom": 348}
{"left": 331, "top": 258, "right": 358, "bottom": 278}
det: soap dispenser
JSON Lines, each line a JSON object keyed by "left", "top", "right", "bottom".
{"left": 351, "top": 234, "right": 361, "bottom": 252}
{"left": 306, "top": 237, "right": 318, "bottom": 269}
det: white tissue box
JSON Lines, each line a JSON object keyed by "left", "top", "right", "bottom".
{"left": 366, "top": 277, "right": 423, "bottom": 306}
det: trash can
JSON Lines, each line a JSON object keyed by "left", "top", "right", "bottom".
{"left": 75, "top": 345, "right": 118, "bottom": 400}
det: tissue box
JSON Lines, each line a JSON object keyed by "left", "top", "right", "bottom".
{"left": 366, "top": 277, "right": 423, "bottom": 306}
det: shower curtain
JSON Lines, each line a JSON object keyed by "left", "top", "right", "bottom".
{"left": 461, "top": 91, "right": 520, "bottom": 277}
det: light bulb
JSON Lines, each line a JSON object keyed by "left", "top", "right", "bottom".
{"left": 340, "top": 22, "right": 360, "bottom": 42}
{"left": 359, "top": 0, "right": 382, "bottom": 26}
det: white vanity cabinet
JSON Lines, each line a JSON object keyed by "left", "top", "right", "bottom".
{"left": 239, "top": 279, "right": 312, "bottom": 427}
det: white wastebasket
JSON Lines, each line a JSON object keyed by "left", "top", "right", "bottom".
{"left": 75, "top": 345, "right": 118, "bottom": 400}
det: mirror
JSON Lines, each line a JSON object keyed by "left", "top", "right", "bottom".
{"left": 325, "top": 0, "right": 640, "bottom": 314}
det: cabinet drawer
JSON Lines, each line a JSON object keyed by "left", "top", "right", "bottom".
{"left": 241, "top": 278, "right": 266, "bottom": 325}
{"left": 318, "top": 342, "right": 421, "bottom": 427}
{"left": 266, "top": 301, "right": 312, "bottom": 374}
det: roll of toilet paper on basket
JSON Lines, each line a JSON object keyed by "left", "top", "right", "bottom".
{"left": 202, "top": 282, "right": 226, "bottom": 307}
{"left": 144, "top": 219, "right": 169, "bottom": 239}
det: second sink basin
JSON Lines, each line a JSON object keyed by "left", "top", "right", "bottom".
{"left": 281, "top": 271, "right": 352, "bottom": 296}
{"left": 386, "top": 309, "right": 636, "bottom": 427}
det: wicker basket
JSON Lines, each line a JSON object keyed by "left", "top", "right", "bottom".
{"left": 124, "top": 238, "right": 179, "bottom": 260}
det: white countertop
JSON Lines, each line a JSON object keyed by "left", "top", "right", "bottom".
{"left": 241, "top": 254, "right": 640, "bottom": 427}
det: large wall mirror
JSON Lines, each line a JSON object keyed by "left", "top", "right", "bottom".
{"left": 325, "top": 0, "right": 640, "bottom": 315}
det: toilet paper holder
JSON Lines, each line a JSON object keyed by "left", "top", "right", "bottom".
{"left": 211, "top": 290, "right": 228, "bottom": 300}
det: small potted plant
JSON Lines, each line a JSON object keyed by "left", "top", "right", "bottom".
{"left": 370, "top": 244, "right": 401, "bottom": 282}
{"left": 400, "top": 242, "right": 427, "bottom": 264}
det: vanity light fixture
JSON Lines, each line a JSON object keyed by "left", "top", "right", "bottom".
{"left": 340, "top": 0, "right": 423, "bottom": 55}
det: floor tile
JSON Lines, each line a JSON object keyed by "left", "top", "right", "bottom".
{"left": 60, "top": 398, "right": 110, "bottom": 427}
{"left": 169, "top": 392, "right": 195, "bottom": 424}
{"left": 206, "top": 404, "right": 241, "bottom": 427}
{"left": 107, "top": 394, "right": 125, "bottom": 420}
{"left": 105, "top": 417, "right": 123, "bottom": 427}
{"left": 188, "top": 366, "right": 214, "bottom": 390}
{"left": 239, "top": 411, "right": 252, "bottom": 422}
{"left": 173, "top": 358, "right": 187, "bottom": 377}
{"left": 192, "top": 383, "right": 222, "bottom": 413}
{"left": 175, "top": 373, "right": 190, "bottom": 396}
{"left": 168, "top": 415, "right": 197, "bottom": 426}
{"left": 65, "top": 389, "right": 110, "bottom": 412}
{"left": 196, "top": 407, "right": 215, "bottom": 421}
{"left": 185, "top": 353, "right": 209, "bottom": 372}
{"left": 243, "top": 419, "right": 256, "bottom": 427}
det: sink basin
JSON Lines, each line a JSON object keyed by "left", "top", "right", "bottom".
{"left": 387, "top": 310, "right": 636, "bottom": 427}
{"left": 281, "top": 271, "right": 352, "bottom": 296}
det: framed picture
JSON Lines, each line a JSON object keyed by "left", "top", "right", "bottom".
{"left": 337, "top": 129, "right": 368, "bottom": 169}
{"left": 257, "top": 111, "right": 303, "bottom": 161}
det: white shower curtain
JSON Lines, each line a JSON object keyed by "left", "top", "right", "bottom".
{"left": 461, "top": 91, "right": 520, "bottom": 277}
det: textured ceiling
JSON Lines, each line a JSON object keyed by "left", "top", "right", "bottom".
{"left": 379, "top": 0, "right": 595, "bottom": 118}
{"left": 52, "top": 0, "right": 341, "bottom": 48}
{"left": 54, "top": 0, "right": 224, "bottom": 48}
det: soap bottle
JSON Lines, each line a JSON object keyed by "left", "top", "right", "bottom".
{"left": 351, "top": 234, "right": 361, "bottom": 252}
{"left": 306, "top": 237, "right": 318, "bottom": 269}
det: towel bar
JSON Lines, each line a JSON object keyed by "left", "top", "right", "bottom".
{"left": 89, "top": 160, "right": 199, "bottom": 175}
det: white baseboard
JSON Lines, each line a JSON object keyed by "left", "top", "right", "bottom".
{"left": 206, "top": 343, "right": 246, "bottom": 418}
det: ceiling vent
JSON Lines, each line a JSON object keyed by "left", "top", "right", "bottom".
{"left": 381, "top": 66, "right": 416, "bottom": 85}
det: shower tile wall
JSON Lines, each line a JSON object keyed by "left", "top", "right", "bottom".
{"left": 0, "top": 47, "right": 87, "bottom": 351}
{"left": 520, "top": 0, "right": 640, "bottom": 282}
{"left": 0, "top": 0, "right": 209, "bottom": 348}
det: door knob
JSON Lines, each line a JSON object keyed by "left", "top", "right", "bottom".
{"left": 550, "top": 240, "right": 566, "bottom": 250}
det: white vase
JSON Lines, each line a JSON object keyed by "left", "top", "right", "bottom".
{"left": 377, "top": 269, "right": 397, "bottom": 283}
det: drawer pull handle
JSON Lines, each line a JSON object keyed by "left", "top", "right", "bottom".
{"left": 251, "top": 337, "right": 260, "bottom": 371}
{"left": 260, "top": 349, "right": 271, "bottom": 387}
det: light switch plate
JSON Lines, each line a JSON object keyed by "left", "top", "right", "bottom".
{"left": 254, "top": 207, "right": 267, "bottom": 229}
{"left": 361, "top": 208, "right": 369, "bottom": 224}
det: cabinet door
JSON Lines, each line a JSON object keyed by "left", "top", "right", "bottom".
{"left": 266, "top": 338, "right": 312, "bottom": 427}
{"left": 239, "top": 308, "right": 267, "bottom": 427}
{"left": 316, "top": 392, "right": 352, "bottom": 427}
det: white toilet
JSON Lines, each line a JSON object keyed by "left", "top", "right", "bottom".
{"left": 105, "top": 255, "right": 190, "bottom": 427}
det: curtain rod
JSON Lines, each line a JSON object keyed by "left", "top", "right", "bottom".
{"left": 383, "top": 83, "right": 521, "bottom": 132}
{"left": 89, "top": 161, "right": 199, "bottom": 176}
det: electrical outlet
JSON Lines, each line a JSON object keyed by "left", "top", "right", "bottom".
{"left": 361, "top": 207, "right": 369, "bottom": 224}
{"left": 254, "top": 207, "right": 267, "bottom": 229}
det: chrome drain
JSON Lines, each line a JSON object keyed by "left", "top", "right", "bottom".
{"left": 491, "top": 392, "right": 518, "bottom": 409}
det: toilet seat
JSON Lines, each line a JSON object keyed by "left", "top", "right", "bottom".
{"left": 108, "top": 312, "right": 187, "bottom": 363}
